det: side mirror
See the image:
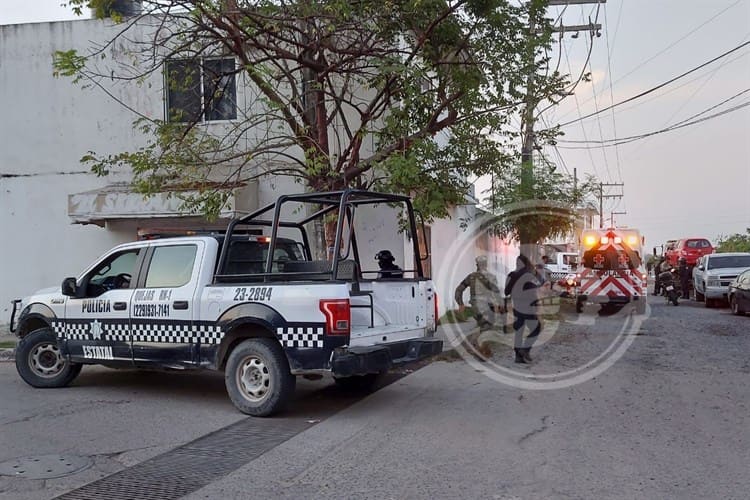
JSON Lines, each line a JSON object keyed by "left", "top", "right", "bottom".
{"left": 61, "top": 277, "right": 78, "bottom": 297}
{"left": 697, "top": 265, "right": 704, "bottom": 271}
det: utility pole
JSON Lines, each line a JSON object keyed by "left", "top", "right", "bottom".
{"left": 597, "top": 182, "right": 624, "bottom": 228}
{"left": 519, "top": 0, "right": 604, "bottom": 247}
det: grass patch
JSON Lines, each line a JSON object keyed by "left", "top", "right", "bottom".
{"left": 439, "top": 308, "right": 475, "bottom": 324}
{"left": 0, "top": 341, "right": 17, "bottom": 348}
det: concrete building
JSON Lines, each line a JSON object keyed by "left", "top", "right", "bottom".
{"left": 0, "top": 15, "right": 488, "bottom": 328}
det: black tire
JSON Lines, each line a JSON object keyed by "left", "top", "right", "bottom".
{"left": 15, "top": 328, "right": 82, "bottom": 388}
{"left": 730, "top": 295, "right": 744, "bottom": 316}
{"left": 334, "top": 372, "right": 385, "bottom": 393}
{"left": 694, "top": 287, "right": 704, "bottom": 302}
{"left": 224, "top": 338, "right": 295, "bottom": 417}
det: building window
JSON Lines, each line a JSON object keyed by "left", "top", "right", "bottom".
{"left": 166, "top": 58, "right": 237, "bottom": 122}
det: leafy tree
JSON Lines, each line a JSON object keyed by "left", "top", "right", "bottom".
{"left": 56, "top": 1, "right": 531, "bottom": 212}
{"left": 54, "top": 1, "right": 573, "bottom": 245}
{"left": 488, "top": 158, "right": 597, "bottom": 248}
{"left": 716, "top": 229, "right": 750, "bottom": 253}
{"left": 487, "top": 0, "right": 596, "bottom": 250}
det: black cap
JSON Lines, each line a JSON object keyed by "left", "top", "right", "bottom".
{"left": 375, "top": 250, "right": 395, "bottom": 262}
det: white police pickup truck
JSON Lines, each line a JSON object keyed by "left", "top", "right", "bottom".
{"left": 10, "top": 190, "right": 441, "bottom": 416}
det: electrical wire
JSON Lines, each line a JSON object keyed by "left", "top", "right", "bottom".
{"left": 555, "top": 40, "right": 750, "bottom": 129}
{"left": 559, "top": 88, "right": 750, "bottom": 143}
{"left": 556, "top": 0, "right": 746, "bottom": 122}
{"left": 556, "top": 99, "right": 750, "bottom": 149}
{"left": 593, "top": 48, "right": 749, "bottom": 119}
{"left": 561, "top": 36, "right": 603, "bottom": 181}
{"left": 603, "top": 2, "right": 623, "bottom": 184}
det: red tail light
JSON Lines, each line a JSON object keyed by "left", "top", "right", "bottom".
{"left": 319, "top": 299, "right": 350, "bottom": 335}
{"left": 434, "top": 292, "right": 439, "bottom": 328}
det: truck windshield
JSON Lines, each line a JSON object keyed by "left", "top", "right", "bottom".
{"left": 707, "top": 255, "right": 750, "bottom": 270}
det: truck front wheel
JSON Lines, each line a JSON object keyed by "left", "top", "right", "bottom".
{"left": 224, "top": 338, "right": 295, "bottom": 417}
{"left": 16, "top": 328, "right": 82, "bottom": 388}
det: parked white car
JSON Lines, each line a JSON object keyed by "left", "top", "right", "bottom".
{"left": 692, "top": 252, "right": 750, "bottom": 307}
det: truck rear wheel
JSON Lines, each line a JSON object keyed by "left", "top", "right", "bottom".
{"left": 224, "top": 338, "right": 295, "bottom": 417}
{"left": 16, "top": 328, "right": 82, "bottom": 388}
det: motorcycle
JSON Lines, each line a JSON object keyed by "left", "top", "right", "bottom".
{"left": 658, "top": 268, "right": 680, "bottom": 306}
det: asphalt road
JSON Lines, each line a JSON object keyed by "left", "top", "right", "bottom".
{"left": 1, "top": 293, "right": 748, "bottom": 499}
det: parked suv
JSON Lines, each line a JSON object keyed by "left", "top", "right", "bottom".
{"left": 692, "top": 252, "right": 750, "bottom": 307}
{"left": 666, "top": 238, "right": 713, "bottom": 266}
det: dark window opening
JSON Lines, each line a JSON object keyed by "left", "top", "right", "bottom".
{"left": 166, "top": 58, "right": 236, "bottom": 123}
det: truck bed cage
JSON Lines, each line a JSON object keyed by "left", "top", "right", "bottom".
{"left": 215, "top": 189, "right": 423, "bottom": 283}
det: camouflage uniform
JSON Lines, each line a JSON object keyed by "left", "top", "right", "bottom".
{"left": 455, "top": 257, "right": 502, "bottom": 330}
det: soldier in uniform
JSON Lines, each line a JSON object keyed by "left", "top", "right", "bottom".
{"left": 455, "top": 255, "right": 503, "bottom": 331}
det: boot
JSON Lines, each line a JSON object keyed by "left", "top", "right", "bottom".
{"left": 522, "top": 348, "right": 533, "bottom": 362}
{"left": 514, "top": 348, "right": 527, "bottom": 364}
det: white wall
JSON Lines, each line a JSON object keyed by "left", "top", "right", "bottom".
{"left": 0, "top": 20, "right": 155, "bottom": 325}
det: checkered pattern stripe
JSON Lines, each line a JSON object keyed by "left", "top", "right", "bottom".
{"left": 131, "top": 323, "right": 224, "bottom": 344}
{"left": 51, "top": 320, "right": 223, "bottom": 344}
{"left": 277, "top": 327, "right": 324, "bottom": 348}
{"left": 52, "top": 320, "right": 129, "bottom": 342}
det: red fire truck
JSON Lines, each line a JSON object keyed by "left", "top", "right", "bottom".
{"left": 574, "top": 228, "right": 648, "bottom": 314}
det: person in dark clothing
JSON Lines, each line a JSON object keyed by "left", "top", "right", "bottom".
{"left": 678, "top": 257, "right": 691, "bottom": 299}
{"left": 375, "top": 250, "right": 403, "bottom": 278}
{"left": 455, "top": 256, "right": 503, "bottom": 331}
{"left": 653, "top": 256, "right": 664, "bottom": 295}
{"left": 505, "top": 254, "right": 542, "bottom": 364}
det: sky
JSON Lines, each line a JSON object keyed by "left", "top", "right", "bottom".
{"left": 1, "top": 0, "right": 749, "bottom": 252}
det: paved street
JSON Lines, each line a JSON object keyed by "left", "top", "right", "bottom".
{"left": 1, "top": 294, "right": 749, "bottom": 499}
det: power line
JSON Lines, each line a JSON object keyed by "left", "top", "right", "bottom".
{"left": 562, "top": 37, "right": 602, "bottom": 180}
{"left": 556, "top": 0, "right": 746, "bottom": 121}
{"left": 555, "top": 40, "right": 750, "bottom": 128}
{"left": 559, "top": 88, "right": 750, "bottom": 144}
{"left": 556, "top": 99, "right": 750, "bottom": 150}
{"left": 596, "top": 48, "right": 749, "bottom": 119}
{"left": 603, "top": 2, "right": 622, "bottom": 183}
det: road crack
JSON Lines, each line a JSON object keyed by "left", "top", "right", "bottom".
{"left": 518, "top": 415, "right": 549, "bottom": 445}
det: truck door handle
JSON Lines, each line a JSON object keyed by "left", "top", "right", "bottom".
{"left": 173, "top": 301, "right": 189, "bottom": 310}
{"left": 113, "top": 302, "right": 127, "bottom": 311}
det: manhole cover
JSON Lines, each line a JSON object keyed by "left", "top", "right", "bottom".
{"left": 0, "top": 454, "right": 92, "bottom": 479}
